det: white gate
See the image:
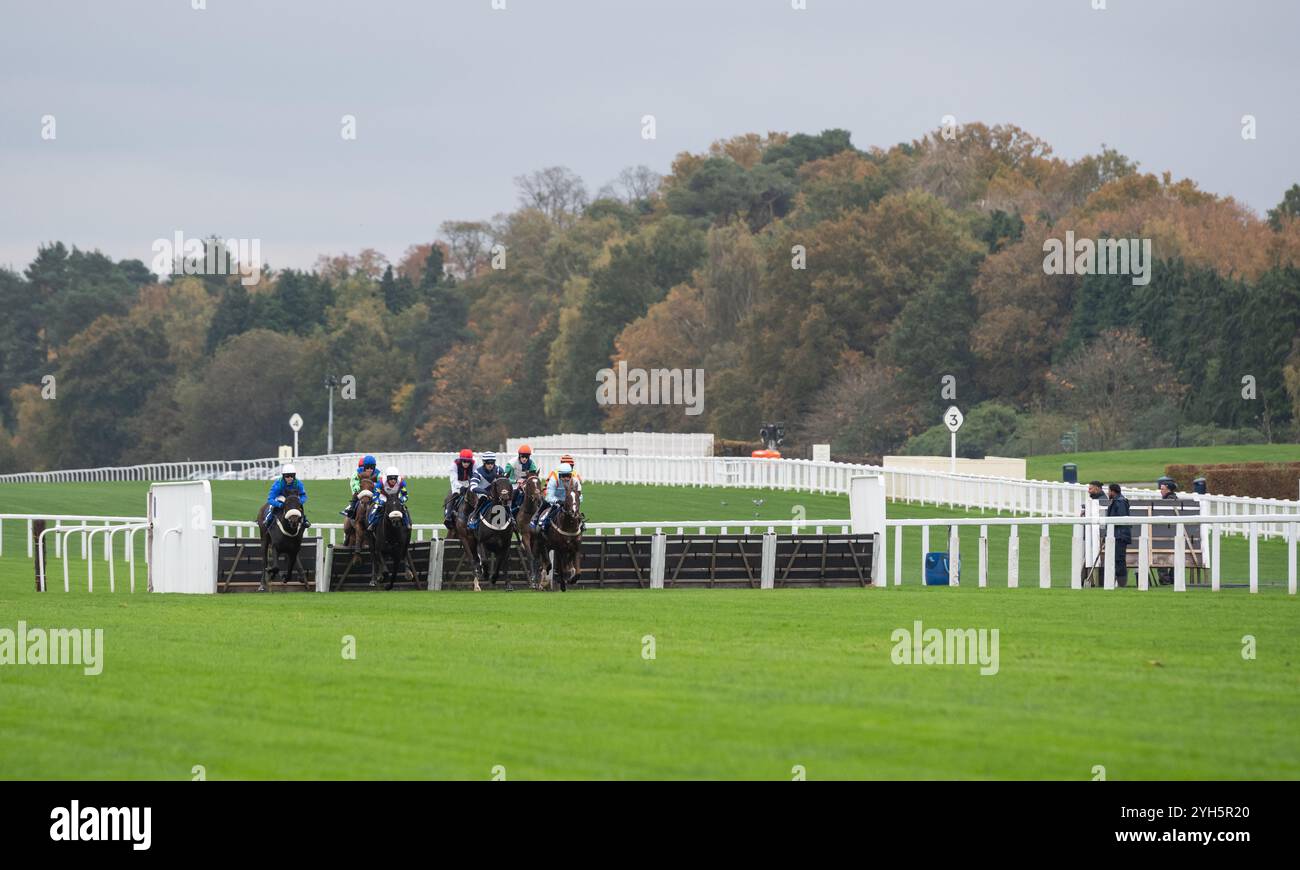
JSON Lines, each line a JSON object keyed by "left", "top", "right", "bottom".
{"left": 148, "top": 481, "right": 215, "bottom": 594}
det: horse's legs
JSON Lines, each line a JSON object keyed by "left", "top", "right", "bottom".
{"left": 259, "top": 536, "right": 269, "bottom": 592}
{"left": 369, "top": 527, "right": 379, "bottom": 588}
{"left": 521, "top": 529, "right": 538, "bottom": 589}
{"left": 498, "top": 538, "right": 513, "bottom": 592}
{"left": 460, "top": 527, "right": 482, "bottom": 592}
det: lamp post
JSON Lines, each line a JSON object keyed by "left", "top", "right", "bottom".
{"left": 324, "top": 375, "right": 339, "bottom": 454}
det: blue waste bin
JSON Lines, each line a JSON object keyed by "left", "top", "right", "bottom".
{"left": 925, "top": 552, "right": 959, "bottom": 585}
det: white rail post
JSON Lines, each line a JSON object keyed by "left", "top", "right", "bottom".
{"left": 1248, "top": 522, "right": 1259, "bottom": 594}
{"left": 1288, "top": 522, "right": 1297, "bottom": 596}
{"left": 1038, "top": 524, "right": 1051, "bottom": 588}
{"left": 1173, "top": 524, "right": 1186, "bottom": 592}
{"left": 893, "top": 525, "right": 902, "bottom": 586}
{"left": 920, "top": 525, "right": 929, "bottom": 585}
{"left": 1103, "top": 525, "right": 1116, "bottom": 590}
{"left": 948, "top": 525, "right": 959, "bottom": 586}
{"left": 978, "top": 525, "right": 988, "bottom": 588}
{"left": 1137, "top": 524, "right": 1150, "bottom": 591}
{"left": 1070, "top": 524, "right": 1083, "bottom": 589}
{"left": 1211, "top": 523, "right": 1221, "bottom": 591}
{"left": 1007, "top": 525, "right": 1019, "bottom": 588}
{"left": 429, "top": 537, "right": 444, "bottom": 591}
{"left": 757, "top": 533, "right": 773, "bottom": 590}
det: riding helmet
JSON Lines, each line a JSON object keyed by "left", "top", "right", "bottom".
{"left": 458, "top": 448, "right": 474, "bottom": 461}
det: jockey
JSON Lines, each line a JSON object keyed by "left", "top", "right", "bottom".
{"left": 369, "top": 466, "right": 411, "bottom": 529}
{"left": 467, "top": 451, "right": 508, "bottom": 531}
{"left": 341, "top": 454, "right": 380, "bottom": 519}
{"left": 545, "top": 454, "right": 583, "bottom": 492}
{"left": 264, "top": 463, "right": 309, "bottom": 528}
{"left": 445, "top": 448, "right": 475, "bottom": 526}
{"left": 504, "top": 444, "right": 541, "bottom": 514}
{"left": 532, "top": 462, "right": 581, "bottom": 533}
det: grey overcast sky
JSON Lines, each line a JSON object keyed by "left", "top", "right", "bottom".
{"left": 1, "top": 0, "right": 1297, "bottom": 273}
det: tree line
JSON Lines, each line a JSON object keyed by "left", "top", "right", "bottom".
{"left": 2, "top": 123, "right": 1299, "bottom": 471}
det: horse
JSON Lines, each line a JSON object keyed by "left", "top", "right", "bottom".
{"left": 449, "top": 487, "right": 482, "bottom": 592}
{"left": 257, "top": 491, "right": 307, "bottom": 592}
{"left": 514, "top": 473, "right": 545, "bottom": 589}
{"left": 467, "top": 476, "right": 516, "bottom": 590}
{"left": 539, "top": 482, "right": 584, "bottom": 592}
{"left": 369, "top": 495, "right": 412, "bottom": 590}
{"left": 343, "top": 475, "right": 376, "bottom": 548}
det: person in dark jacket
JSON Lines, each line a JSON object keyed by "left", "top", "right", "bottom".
{"left": 1156, "top": 477, "right": 1178, "bottom": 585}
{"left": 1106, "top": 483, "right": 1131, "bottom": 587}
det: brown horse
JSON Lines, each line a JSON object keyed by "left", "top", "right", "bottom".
{"left": 257, "top": 491, "right": 307, "bottom": 592}
{"left": 449, "top": 487, "right": 482, "bottom": 592}
{"left": 343, "top": 476, "right": 375, "bottom": 548}
{"left": 470, "top": 476, "right": 516, "bottom": 590}
{"left": 539, "top": 482, "right": 584, "bottom": 592}
{"left": 515, "top": 473, "right": 544, "bottom": 589}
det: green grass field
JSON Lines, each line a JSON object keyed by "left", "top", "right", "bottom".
{"left": 1026, "top": 444, "right": 1300, "bottom": 485}
{"left": 1, "top": 479, "right": 1297, "bottom": 779}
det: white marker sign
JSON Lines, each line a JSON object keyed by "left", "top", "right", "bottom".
{"left": 944, "top": 406, "right": 962, "bottom": 473}
{"left": 289, "top": 413, "right": 303, "bottom": 457}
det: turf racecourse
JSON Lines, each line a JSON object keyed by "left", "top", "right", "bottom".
{"left": 1, "top": 480, "right": 1297, "bottom": 779}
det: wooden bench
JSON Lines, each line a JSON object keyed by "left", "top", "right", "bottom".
{"left": 1093, "top": 498, "right": 1206, "bottom": 586}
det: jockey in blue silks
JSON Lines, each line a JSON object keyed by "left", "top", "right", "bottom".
{"left": 466, "top": 451, "right": 508, "bottom": 531}
{"left": 531, "top": 462, "right": 580, "bottom": 533}
{"left": 264, "top": 463, "right": 310, "bottom": 528}
{"left": 368, "top": 466, "right": 411, "bottom": 530}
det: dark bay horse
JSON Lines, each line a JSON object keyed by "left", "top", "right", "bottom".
{"left": 540, "top": 483, "right": 584, "bottom": 592}
{"left": 370, "top": 496, "right": 412, "bottom": 590}
{"left": 450, "top": 488, "right": 482, "bottom": 592}
{"left": 344, "top": 476, "right": 375, "bottom": 548}
{"left": 467, "top": 477, "right": 516, "bottom": 590}
{"left": 515, "top": 473, "right": 545, "bottom": 589}
{"left": 258, "top": 492, "right": 307, "bottom": 592}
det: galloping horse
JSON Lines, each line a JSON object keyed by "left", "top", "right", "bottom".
{"left": 514, "top": 473, "right": 545, "bottom": 589}
{"left": 539, "top": 482, "right": 584, "bottom": 592}
{"left": 343, "top": 475, "right": 375, "bottom": 548}
{"left": 370, "top": 496, "right": 412, "bottom": 590}
{"left": 456, "top": 476, "right": 516, "bottom": 591}
{"left": 257, "top": 491, "right": 307, "bottom": 592}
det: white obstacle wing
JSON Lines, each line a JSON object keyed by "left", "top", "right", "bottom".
{"left": 148, "top": 481, "right": 215, "bottom": 594}
{"left": 850, "top": 474, "right": 887, "bottom": 585}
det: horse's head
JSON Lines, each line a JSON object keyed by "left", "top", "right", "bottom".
{"left": 522, "top": 473, "right": 543, "bottom": 501}
{"left": 356, "top": 485, "right": 374, "bottom": 508}
{"left": 385, "top": 500, "right": 407, "bottom": 528}
{"left": 562, "top": 483, "right": 582, "bottom": 516}
{"left": 280, "top": 492, "right": 304, "bottom": 534}
{"left": 490, "top": 475, "right": 513, "bottom": 505}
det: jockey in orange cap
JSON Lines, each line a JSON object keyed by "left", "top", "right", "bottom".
{"left": 504, "top": 444, "right": 541, "bottom": 515}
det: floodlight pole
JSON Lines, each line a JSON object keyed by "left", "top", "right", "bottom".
{"left": 325, "top": 375, "right": 339, "bottom": 454}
